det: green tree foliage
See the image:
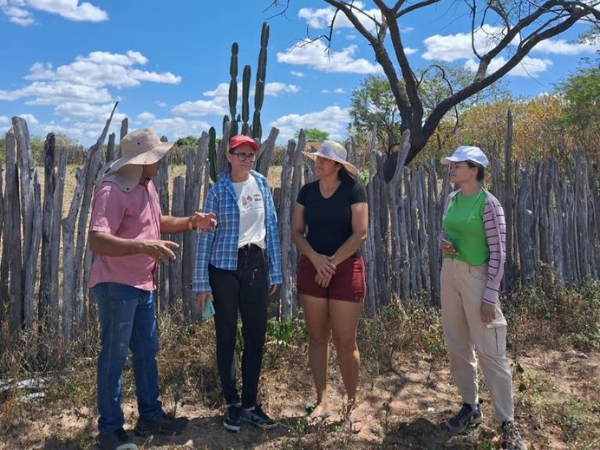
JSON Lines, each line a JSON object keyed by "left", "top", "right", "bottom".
{"left": 175, "top": 135, "right": 200, "bottom": 148}
{"left": 296, "top": 128, "right": 329, "bottom": 142}
{"left": 350, "top": 69, "right": 509, "bottom": 155}
{"left": 350, "top": 75, "right": 400, "bottom": 154}
{"left": 555, "top": 58, "right": 600, "bottom": 154}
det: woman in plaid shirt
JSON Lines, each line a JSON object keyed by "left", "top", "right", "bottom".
{"left": 193, "top": 135, "right": 282, "bottom": 432}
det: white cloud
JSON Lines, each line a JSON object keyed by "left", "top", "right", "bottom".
{"left": 404, "top": 48, "right": 418, "bottom": 55}
{"left": 148, "top": 117, "right": 212, "bottom": 141}
{"left": 78, "top": 51, "right": 148, "bottom": 66}
{"left": 0, "top": 81, "right": 113, "bottom": 104}
{"left": 24, "top": 51, "right": 180, "bottom": 88}
{"left": 464, "top": 55, "right": 553, "bottom": 78}
{"left": 270, "top": 106, "right": 351, "bottom": 141}
{"left": 290, "top": 71, "right": 305, "bottom": 78}
{"left": 264, "top": 82, "right": 300, "bottom": 96}
{"left": 321, "top": 88, "right": 346, "bottom": 94}
{"left": 533, "top": 39, "right": 600, "bottom": 56}
{"left": 17, "top": 113, "right": 38, "bottom": 125}
{"left": 174, "top": 81, "right": 299, "bottom": 118}
{"left": 155, "top": 101, "right": 167, "bottom": 108}
{"left": 298, "top": 2, "right": 382, "bottom": 34}
{"left": 171, "top": 100, "right": 227, "bottom": 117}
{"left": 0, "top": 116, "right": 9, "bottom": 124}
{"left": 52, "top": 103, "right": 127, "bottom": 130}
{"left": 423, "top": 25, "right": 509, "bottom": 62}
{"left": 3, "top": 5, "right": 35, "bottom": 25}
{"left": 1, "top": 0, "right": 108, "bottom": 25}
{"left": 203, "top": 83, "right": 230, "bottom": 98}
{"left": 1, "top": 51, "right": 180, "bottom": 106}
{"left": 277, "top": 39, "right": 382, "bottom": 74}
{"left": 137, "top": 112, "right": 156, "bottom": 121}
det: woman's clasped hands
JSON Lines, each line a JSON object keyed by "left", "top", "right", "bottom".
{"left": 311, "top": 253, "right": 336, "bottom": 287}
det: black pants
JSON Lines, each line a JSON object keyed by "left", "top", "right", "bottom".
{"left": 209, "top": 245, "right": 269, "bottom": 408}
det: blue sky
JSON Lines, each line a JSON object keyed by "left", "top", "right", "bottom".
{"left": 0, "top": 1, "right": 598, "bottom": 147}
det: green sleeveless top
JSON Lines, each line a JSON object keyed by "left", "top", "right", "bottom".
{"left": 442, "top": 190, "right": 489, "bottom": 266}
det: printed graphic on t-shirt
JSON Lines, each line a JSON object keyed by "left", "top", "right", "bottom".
{"left": 232, "top": 175, "right": 267, "bottom": 248}
{"left": 239, "top": 192, "right": 262, "bottom": 211}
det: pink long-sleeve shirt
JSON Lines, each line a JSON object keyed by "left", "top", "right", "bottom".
{"left": 441, "top": 188, "right": 506, "bottom": 305}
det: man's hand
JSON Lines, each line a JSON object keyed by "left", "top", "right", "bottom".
{"left": 142, "top": 240, "right": 179, "bottom": 263}
{"left": 480, "top": 302, "right": 496, "bottom": 324}
{"left": 194, "top": 212, "right": 217, "bottom": 231}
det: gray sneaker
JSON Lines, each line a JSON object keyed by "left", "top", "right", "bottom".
{"left": 241, "top": 404, "right": 278, "bottom": 430}
{"left": 500, "top": 421, "right": 527, "bottom": 450}
{"left": 223, "top": 404, "right": 242, "bottom": 432}
{"left": 446, "top": 403, "right": 483, "bottom": 433}
{"left": 96, "top": 428, "right": 138, "bottom": 450}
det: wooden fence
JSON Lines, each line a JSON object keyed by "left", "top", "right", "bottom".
{"left": 1, "top": 111, "right": 599, "bottom": 342}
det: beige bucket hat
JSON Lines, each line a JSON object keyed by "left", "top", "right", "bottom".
{"left": 103, "top": 128, "right": 174, "bottom": 192}
{"left": 302, "top": 140, "right": 358, "bottom": 176}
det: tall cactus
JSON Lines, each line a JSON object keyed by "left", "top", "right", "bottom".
{"left": 208, "top": 126, "right": 217, "bottom": 182}
{"left": 241, "top": 65, "right": 251, "bottom": 135}
{"left": 228, "top": 43, "right": 239, "bottom": 137}
{"left": 252, "top": 22, "right": 269, "bottom": 140}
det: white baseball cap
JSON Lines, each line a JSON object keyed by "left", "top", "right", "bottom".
{"left": 441, "top": 145, "right": 488, "bottom": 168}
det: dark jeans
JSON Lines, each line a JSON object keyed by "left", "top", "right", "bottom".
{"left": 209, "top": 244, "right": 269, "bottom": 408}
{"left": 90, "top": 282, "right": 163, "bottom": 434}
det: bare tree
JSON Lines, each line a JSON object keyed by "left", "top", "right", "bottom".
{"left": 270, "top": 0, "right": 600, "bottom": 164}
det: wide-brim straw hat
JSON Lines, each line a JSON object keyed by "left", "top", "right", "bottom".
{"left": 103, "top": 128, "right": 174, "bottom": 192}
{"left": 302, "top": 140, "right": 358, "bottom": 176}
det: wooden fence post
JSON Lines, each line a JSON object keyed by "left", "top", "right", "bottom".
{"left": 13, "top": 117, "right": 42, "bottom": 331}
{"left": 5, "top": 128, "right": 23, "bottom": 333}
{"left": 279, "top": 138, "right": 299, "bottom": 320}
{"left": 39, "top": 133, "right": 56, "bottom": 328}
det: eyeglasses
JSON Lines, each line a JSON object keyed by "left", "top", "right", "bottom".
{"left": 231, "top": 152, "right": 257, "bottom": 162}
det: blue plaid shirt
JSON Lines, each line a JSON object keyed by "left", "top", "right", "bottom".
{"left": 192, "top": 170, "right": 283, "bottom": 293}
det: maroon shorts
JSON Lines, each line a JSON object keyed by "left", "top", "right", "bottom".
{"left": 297, "top": 254, "right": 366, "bottom": 302}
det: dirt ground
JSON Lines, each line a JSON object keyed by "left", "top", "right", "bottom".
{"left": 1, "top": 348, "right": 598, "bottom": 449}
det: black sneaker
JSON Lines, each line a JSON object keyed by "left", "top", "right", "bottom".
{"left": 500, "top": 421, "right": 527, "bottom": 450}
{"left": 242, "top": 404, "right": 278, "bottom": 430}
{"left": 97, "top": 428, "right": 138, "bottom": 450}
{"left": 134, "top": 412, "right": 188, "bottom": 437}
{"left": 446, "top": 403, "right": 483, "bottom": 433}
{"left": 223, "top": 404, "right": 242, "bottom": 432}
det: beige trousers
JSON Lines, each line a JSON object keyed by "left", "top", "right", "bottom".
{"left": 440, "top": 258, "right": 514, "bottom": 422}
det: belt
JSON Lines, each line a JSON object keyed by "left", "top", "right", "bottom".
{"left": 238, "top": 243, "right": 263, "bottom": 252}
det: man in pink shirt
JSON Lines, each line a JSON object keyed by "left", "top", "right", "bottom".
{"left": 88, "top": 128, "right": 216, "bottom": 450}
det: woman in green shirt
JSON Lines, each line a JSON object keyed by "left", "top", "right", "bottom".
{"left": 439, "top": 146, "right": 526, "bottom": 450}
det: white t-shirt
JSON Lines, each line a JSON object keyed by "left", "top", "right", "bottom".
{"left": 232, "top": 174, "right": 266, "bottom": 249}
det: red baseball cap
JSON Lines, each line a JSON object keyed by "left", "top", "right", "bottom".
{"left": 229, "top": 134, "right": 259, "bottom": 152}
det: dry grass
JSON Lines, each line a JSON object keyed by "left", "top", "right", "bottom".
{"left": 1, "top": 285, "right": 599, "bottom": 449}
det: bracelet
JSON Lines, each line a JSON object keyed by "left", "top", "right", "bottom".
{"left": 187, "top": 216, "right": 197, "bottom": 230}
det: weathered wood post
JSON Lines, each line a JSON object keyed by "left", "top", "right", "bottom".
{"left": 13, "top": 117, "right": 42, "bottom": 331}
{"left": 279, "top": 137, "right": 300, "bottom": 320}
{"left": 39, "top": 133, "right": 57, "bottom": 328}
{"left": 62, "top": 104, "right": 117, "bottom": 342}
{"left": 4, "top": 128, "right": 23, "bottom": 333}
